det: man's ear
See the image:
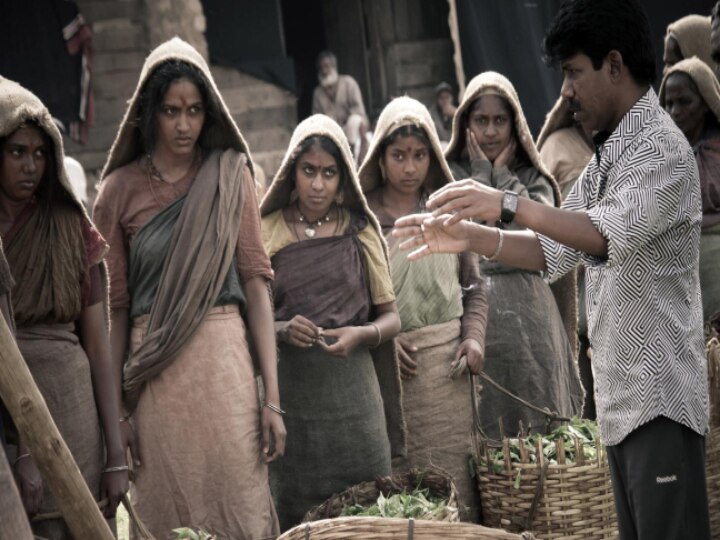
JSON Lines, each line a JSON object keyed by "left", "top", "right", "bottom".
{"left": 607, "top": 50, "right": 624, "bottom": 81}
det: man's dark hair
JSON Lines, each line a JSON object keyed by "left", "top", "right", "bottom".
{"left": 543, "top": 0, "right": 656, "bottom": 86}
{"left": 137, "top": 60, "right": 221, "bottom": 154}
{"left": 713, "top": 1, "right": 720, "bottom": 22}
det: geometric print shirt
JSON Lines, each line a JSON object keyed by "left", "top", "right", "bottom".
{"left": 537, "top": 88, "right": 709, "bottom": 446}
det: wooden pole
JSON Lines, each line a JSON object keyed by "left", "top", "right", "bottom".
{"left": 0, "top": 449, "right": 33, "bottom": 539}
{"left": 0, "top": 316, "right": 114, "bottom": 539}
{"left": 446, "top": 0, "right": 466, "bottom": 97}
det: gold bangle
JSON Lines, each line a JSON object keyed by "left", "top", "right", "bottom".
{"left": 486, "top": 228, "right": 504, "bottom": 261}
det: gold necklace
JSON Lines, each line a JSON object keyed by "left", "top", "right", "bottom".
{"left": 297, "top": 201, "right": 332, "bottom": 238}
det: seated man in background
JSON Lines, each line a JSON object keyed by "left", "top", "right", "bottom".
{"left": 312, "top": 50, "right": 369, "bottom": 164}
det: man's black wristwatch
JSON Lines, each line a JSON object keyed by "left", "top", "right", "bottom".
{"left": 500, "top": 190, "right": 518, "bottom": 224}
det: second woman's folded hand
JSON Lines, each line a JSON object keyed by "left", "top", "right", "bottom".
{"left": 318, "top": 326, "right": 364, "bottom": 358}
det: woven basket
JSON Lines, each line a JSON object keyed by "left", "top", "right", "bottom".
{"left": 303, "top": 468, "right": 459, "bottom": 523}
{"left": 280, "top": 516, "right": 535, "bottom": 539}
{"left": 474, "top": 434, "right": 618, "bottom": 539}
{"left": 707, "top": 335, "right": 720, "bottom": 539}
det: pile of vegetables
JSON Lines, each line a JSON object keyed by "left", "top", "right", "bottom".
{"left": 340, "top": 487, "right": 453, "bottom": 520}
{"left": 483, "top": 417, "right": 601, "bottom": 472}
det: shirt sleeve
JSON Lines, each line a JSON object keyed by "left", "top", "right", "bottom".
{"left": 585, "top": 140, "right": 698, "bottom": 268}
{"left": 536, "top": 174, "right": 586, "bottom": 282}
{"left": 236, "top": 164, "right": 274, "bottom": 283}
{"left": 357, "top": 224, "right": 395, "bottom": 305}
{"left": 92, "top": 175, "right": 130, "bottom": 310}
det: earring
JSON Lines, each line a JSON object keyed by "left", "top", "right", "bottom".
{"left": 335, "top": 192, "right": 345, "bottom": 205}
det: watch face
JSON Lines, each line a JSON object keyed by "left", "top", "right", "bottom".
{"left": 501, "top": 191, "right": 518, "bottom": 223}
{"left": 503, "top": 192, "right": 518, "bottom": 212}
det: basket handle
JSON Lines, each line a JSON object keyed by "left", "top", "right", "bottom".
{"left": 524, "top": 461, "right": 550, "bottom": 530}
{"left": 122, "top": 494, "right": 156, "bottom": 540}
{"left": 470, "top": 372, "right": 571, "bottom": 440}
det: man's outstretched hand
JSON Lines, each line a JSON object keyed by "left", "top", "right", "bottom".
{"left": 392, "top": 213, "right": 472, "bottom": 260}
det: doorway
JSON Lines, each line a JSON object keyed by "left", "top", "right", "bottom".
{"left": 281, "top": 0, "right": 327, "bottom": 121}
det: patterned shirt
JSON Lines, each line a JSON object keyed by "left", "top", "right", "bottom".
{"left": 537, "top": 89, "right": 708, "bottom": 446}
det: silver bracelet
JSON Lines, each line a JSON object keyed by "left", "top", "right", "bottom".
{"left": 12, "top": 453, "right": 30, "bottom": 467}
{"left": 366, "top": 322, "right": 382, "bottom": 348}
{"left": 263, "top": 401, "right": 286, "bottom": 415}
{"left": 103, "top": 465, "right": 129, "bottom": 474}
{"left": 486, "top": 228, "right": 504, "bottom": 262}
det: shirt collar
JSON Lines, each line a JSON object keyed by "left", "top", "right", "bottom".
{"left": 593, "top": 87, "right": 657, "bottom": 169}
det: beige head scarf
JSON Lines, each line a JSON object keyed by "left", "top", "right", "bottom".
{"left": 358, "top": 96, "right": 454, "bottom": 194}
{"left": 445, "top": 71, "right": 560, "bottom": 206}
{"left": 260, "top": 114, "right": 387, "bottom": 256}
{"left": 536, "top": 97, "right": 575, "bottom": 151}
{"left": 660, "top": 56, "right": 720, "bottom": 123}
{"left": 666, "top": 15, "right": 714, "bottom": 71}
{"left": 0, "top": 77, "right": 108, "bottom": 324}
{"left": 101, "top": 36, "right": 254, "bottom": 180}
{"left": 0, "top": 77, "right": 93, "bottom": 220}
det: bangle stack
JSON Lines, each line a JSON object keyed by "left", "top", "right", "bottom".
{"left": 366, "top": 322, "right": 382, "bottom": 348}
{"left": 263, "top": 401, "right": 286, "bottom": 415}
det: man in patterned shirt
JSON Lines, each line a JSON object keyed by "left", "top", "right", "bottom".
{"left": 392, "top": 0, "right": 710, "bottom": 538}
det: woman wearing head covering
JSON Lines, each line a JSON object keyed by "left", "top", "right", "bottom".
{"left": 660, "top": 56, "right": 720, "bottom": 325}
{"left": 444, "top": 71, "right": 583, "bottom": 440}
{"left": 93, "top": 38, "right": 284, "bottom": 538}
{"left": 260, "top": 114, "right": 403, "bottom": 530}
{"left": 0, "top": 77, "right": 128, "bottom": 537}
{"left": 664, "top": 15, "right": 714, "bottom": 75}
{"left": 359, "top": 97, "right": 487, "bottom": 521}
{"left": 536, "top": 98, "right": 593, "bottom": 200}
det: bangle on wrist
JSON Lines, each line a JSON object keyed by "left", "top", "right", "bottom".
{"left": 103, "top": 465, "right": 129, "bottom": 474}
{"left": 12, "top": 453, "right": 30, "bottom": 467}
{"left": 485, "top": 228, "right": 504, "bottom": 262}
{"left": 365, "top": 322, "right": 381, "bottom": 348}
{"left": 263, "top": 401, "right": 286, "bottom": 415}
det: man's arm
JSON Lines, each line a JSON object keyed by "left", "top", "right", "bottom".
{"left": 426, "top": 179, "right": 608, "bottom": 257}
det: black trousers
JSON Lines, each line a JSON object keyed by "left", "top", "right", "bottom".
{"left": 606, "top": 416, "right": 710, "bottom": 540}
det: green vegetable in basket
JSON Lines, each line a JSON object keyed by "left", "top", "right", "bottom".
{"left": 483, "top": 417, "right": 601, "bottom": 467}
{"left": 339, "top": 488, "right": 451, "bottom": 520}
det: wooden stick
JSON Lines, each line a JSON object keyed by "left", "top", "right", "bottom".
{"left": 502, "top": 438, "right": 512, "bottom": 472}
{"left": 0, "top": 316, "right": 114, "bottom": 539}
{"left": 557, "top": 437, "right": 565, "bottom": 465}
{"left": 0, "top": 449, "right": 33, "bottom": 539}
{"left": 518, "top": 437, "right": 529, "bottom": 464}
